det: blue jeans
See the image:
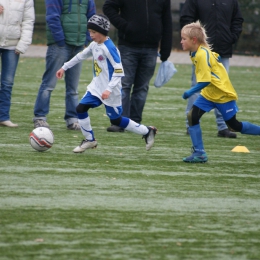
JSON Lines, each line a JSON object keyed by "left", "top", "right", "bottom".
{"left": 33, "top": 44, "right": 83, "bottom": 126}
{"left": 0, "top": 49, "right": 20, "bottom": 121}
{"left": 185, "top": 58, "right": 230, "bottom": 131}
{"left": 119, "top": 45, "right": 157, "bottom": 123}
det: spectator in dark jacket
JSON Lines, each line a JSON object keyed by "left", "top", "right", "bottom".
{"left": 103, "top": 0, "right": 172, "bottom": 132}
{"left": 180, "top": 0, "right": 244, "bottom": 138}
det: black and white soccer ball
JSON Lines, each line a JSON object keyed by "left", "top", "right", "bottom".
{"left": 29, "top": 127, "right": 54, "bottom": 152}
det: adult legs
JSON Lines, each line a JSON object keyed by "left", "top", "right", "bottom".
{"left": 107, "top": 46, "right": 157, "bottom": 132}
{"left": 107, "top": 45, "right": 137, "bottom": 132}
{"left": 127, "top": 47, "right": 157, "bottom": 123}
{"left": 0, "top": 49, "right": 19, "bottom": 124}
{"left": 34, "top": 44, "right": 69, "bottom": 122}
{"left": 64, "top": 45, "right": 83, "bottom": 126}
{"left": 33, "top": 44, "right": 83, "bottom": 128}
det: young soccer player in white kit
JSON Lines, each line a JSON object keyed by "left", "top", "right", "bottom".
{"left": 56, "top": 14, "right": 157, "bottom": 153}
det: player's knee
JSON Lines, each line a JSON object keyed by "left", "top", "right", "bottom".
{"left": 225, "top": 116, "right": 242, "bottom": 132}
{"left": 76, "top": 103, "right": 89, "bottom": 114}
{"left": 187, "top": 108, "right": 200, "bottom": 126}
{"left": 187, "top": 110, "right": 193, "bottom": 126}
{"left": 110, "top": 117, "right": 122, "bottom": 126}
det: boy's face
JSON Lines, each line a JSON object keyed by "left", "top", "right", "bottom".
{"left": 181, "top": 33, "right": 197, "bottom": 52}
{"left": 89, "top": 29, "right": 106, "bottom": 44}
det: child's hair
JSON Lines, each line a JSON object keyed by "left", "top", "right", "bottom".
{"left": 181, "top": 21, "right": 212, "bottom": 50}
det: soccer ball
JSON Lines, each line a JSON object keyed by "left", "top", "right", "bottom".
{"left": 29, "top": 127, "right": 54, "bottom": 152}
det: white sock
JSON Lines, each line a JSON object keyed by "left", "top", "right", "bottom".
{"left": 125, "top": 119, "right": 149, "bottom": 135}
{"left": 78, "top": 117, "right": 94, "bottom": 141}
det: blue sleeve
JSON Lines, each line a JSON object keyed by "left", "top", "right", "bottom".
{"left": 190, "top": 82, "right": 209, "bottom": 93}
{"left": 182, "top": 82, "right": 210, "bottom": 99}
{"left": 85, "top": 0, "right": 96, "bottom": 45}
{"left": 45, "top": 0, "right": 65, "bottom": 46}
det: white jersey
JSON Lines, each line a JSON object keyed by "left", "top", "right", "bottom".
{"left": 62, "top": 38, "right": 124, "bottom": 107}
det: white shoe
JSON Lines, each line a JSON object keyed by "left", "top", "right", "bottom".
{"left": 142, "top": 126, "right": 157, "bottom": 151}
{"left": 73, "top": 139, "right": 98, "bottom": 153}
{"left": 0, "top": 120, "right": 18, "bottom": 127}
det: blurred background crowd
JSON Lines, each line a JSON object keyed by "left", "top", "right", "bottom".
{"left": 33, "top": 0, "right": 260, "bottom": 56}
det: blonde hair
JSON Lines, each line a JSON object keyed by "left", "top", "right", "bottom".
{"left": 181, "top": 21, "right": 212, "bottom": 50}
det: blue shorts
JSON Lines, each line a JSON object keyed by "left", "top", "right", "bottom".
{"left": 80, "top": 91, "right": 122, "bottom": 119}
{"left": 194, "top": 95, "right": 239, "bottom": 121}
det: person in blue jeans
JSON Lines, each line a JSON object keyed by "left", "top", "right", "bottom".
{"left": 33, "top": 0, "right": 96, "bottom": 130}
{"left": 0, "top": 0, "right": 34, "bottom": 128}
{"left": 103, "top": 0, "right": 172, "bottom": 132}
{"left": 180, "top": 0, "right": 244, "bottom": 138}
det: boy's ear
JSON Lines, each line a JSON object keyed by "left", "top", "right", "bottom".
{"left": 192, "top": 37, "right": 197, "bottom": 44}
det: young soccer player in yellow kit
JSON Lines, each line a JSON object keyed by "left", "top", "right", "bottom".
{"left": 181, "top": 22, "right": 260, "bottom": 163}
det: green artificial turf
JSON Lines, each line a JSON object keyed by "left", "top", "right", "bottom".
{"left": 0, "top": 58, "right": 260, "bottom": 260}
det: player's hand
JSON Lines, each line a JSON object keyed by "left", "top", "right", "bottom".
{"left": 101, "top": 90, "right": 111, "bottom": 100}
{"left": 182, "top": 91, "right": 190, "bottom": 99}
{"left": 56, "top": 68, "right": 65, "bottom": 79}
{"left": 0, "top": 5, "right": 4, "bottom": 14}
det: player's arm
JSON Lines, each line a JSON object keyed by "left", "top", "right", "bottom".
{"left": 106, "top": 64, "right": 124, "bottom": 92}
{"left": 182, "top": 82, "right": 210, "bottom": 99}
{"left": 105, "top": 46, "right": 124, "bottom": 93}
{"left": 61, "top": 44, "right": 93, "bottom": 71}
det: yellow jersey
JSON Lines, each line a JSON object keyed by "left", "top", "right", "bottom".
{"left": 191, "top": 46, "right": 238, "bottom": 103}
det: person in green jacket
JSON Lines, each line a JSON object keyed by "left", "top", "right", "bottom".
{"left": 33, "top": 0, "right": 96, "bottom": 130}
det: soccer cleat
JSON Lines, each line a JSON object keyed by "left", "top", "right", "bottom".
{"left": 107, "top": 124, "right": 125, "bottom": 132}
{"left": 73, "top": 139, "right": 98, "bottom": 153}
{"left": 67, "top": 122, "right": 81, "bottom": 131}
{"left": 217, "top": 128, "right": 237, "bottom": 138}
{"left": 183, "top": 147, "right": 208, "bottom": 163}
{"left": 142, "top": 126, "right": 157, "bottom": 151}
{"left": 34, "top": 119, "right": 50, "bottom": 129}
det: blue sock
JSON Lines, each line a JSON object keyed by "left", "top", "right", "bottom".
{"left": 188, "top": 124, "right": 205, "bottom": 153}
{"left": 241, "top": 121, "right": 260, "bottom": 135}
{"left": 119, "top": 117, "right": 130, "bottom": 128}
{"left": 78, "top": 112, "right": 88, "bottom": 119}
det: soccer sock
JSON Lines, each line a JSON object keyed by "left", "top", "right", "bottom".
{"left": 241, "top": 121, "right": 260, "bottom": 135}
{"left": 120, "top": 117, "right": 149, "bottom": 135}
{"left": 188, "top": 124, "right": 205, "bottom": 153}
{"left": 78, "top": 112, "right": 95, "bottom": 141}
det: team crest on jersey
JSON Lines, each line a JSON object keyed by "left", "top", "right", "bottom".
{"left": 98, "top": 55, "right": 105, "bottom": 61}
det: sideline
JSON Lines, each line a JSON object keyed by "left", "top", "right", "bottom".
{"left": 22, "top": 45, "right": 260, "bottom": 67}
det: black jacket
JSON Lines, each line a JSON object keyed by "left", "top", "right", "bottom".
{"left": 180, "top": 0, "right": 244, "bottom": 58}
{"left": 103, "top": 0, "right": 172, "bottom": 61}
